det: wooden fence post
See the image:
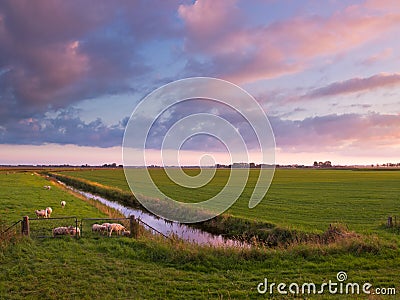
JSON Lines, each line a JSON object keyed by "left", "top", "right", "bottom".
{"left": 130, "top": 215, "right": 139, "bottom": 238}
{"left": 21, "top": 216, "right": 30, "bottom": 236}
{"left": 387, "top": 216, "right": 393, "bottom": 228}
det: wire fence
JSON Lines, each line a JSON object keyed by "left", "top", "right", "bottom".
{"left": 137, "top": 218, "right": 168, "bottom": 238}
{"left": 1, "top": 215, "right": 167, "bottom": 240}
{"left": 0, "top": 220, "right": 22, "bottom": 237}
{"left": 28, "top": 216, "right": 79, "bottom": 238}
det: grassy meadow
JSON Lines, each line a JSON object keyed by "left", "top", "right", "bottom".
{"left": 0, "top": 171, "right": 110, "bottom": 223}
{"left": 62, "top": 168, "right": 400, "bottom": 233}
{"left": 1, "top": 169, "right": 400, "bottom": 299}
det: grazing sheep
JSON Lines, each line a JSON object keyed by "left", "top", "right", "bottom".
{"left": 101, "top": 222, "right": 111, "bottom": 231}
{"left": 60, "top": 201, "right": 66, "bottom": 208}
{"left": 68, "top": 226, "right": 80, "bottom": 237}
{"left": 46, "top": 207, "right": 53, "bottom": 218}
{"left": 52, "top": 226, "right": 80, "bottom": 237}
{"left": 107, "top": 223, "right": 126, "bottom": 236}
{"left": 43, "top": 185, "right": 51, "bottom": 190}
{"left": 92, "top": 224, "right": 107, "bottom": 234}
{"left": 52, "top": 226, "right": 69, "bottom": 236}
{"left": 122, "top": 230, "right": 131, "bottom": 237}
{"left": 35, "top": 209, "right": 48, "bottom": 218}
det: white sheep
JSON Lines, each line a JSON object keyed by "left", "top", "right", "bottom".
{"left": 68, "top": 226, "right": 80, "bottom": 237}
{"left": 52, "top": 226, "right": 80, "bottom": 237}
{"left": 60, "top": 201, "right": 66, "bottom": 208}
{"left": 35, "top": 209, "right": 48, "bottom": 218}
{"left": 107, "top": 223, "right": 126, "bottom": 237}
{"left": 101, "top": 222, "right": 111, "bottom": 230}
{"left": 101, "top": 223, "right": 111, "bottom": 235}
{"left": 43, "top": 185, "right": 51, "bottom": 190}
{"left": 46, "top": 207, "right": 52, "bottom": 218}
{"left": 53, "top": 226, "right": 69, "bottom": 236}
{"left": 92, "top": 224, "right": 107, "bottom": 234}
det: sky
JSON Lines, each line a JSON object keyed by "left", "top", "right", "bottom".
{"left": 0, "top": 0, "right": 399, "bottom": 166}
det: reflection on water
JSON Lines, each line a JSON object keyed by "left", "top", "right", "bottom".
{"left": 60, "top": 181, "right": 247, "bottom": 247}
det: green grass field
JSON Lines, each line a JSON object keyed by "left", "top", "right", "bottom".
{"left": 1, "top": 170, "right": 400, "bottom": 299}
{"left": 61, "top": 168, "right": 400, "bottom": 233}
{"left": 0, "top": 172, "right": 109, "bottom": 223}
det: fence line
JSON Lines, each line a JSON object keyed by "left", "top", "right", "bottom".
{"left": 4, "top": 215, "right": 169, "bottom": 240}
{"left": 137, "top": 219, "right": 168, "bottom": 238}
{"left": 27, "top": 216, "right": 79, "bottom": 239}
{"left": 0, "top": 220, "right": 22, "bottom": 236}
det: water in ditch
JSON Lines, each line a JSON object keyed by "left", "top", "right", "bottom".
{"left": 59, "top": 181, "right": 248, "bottom": 247}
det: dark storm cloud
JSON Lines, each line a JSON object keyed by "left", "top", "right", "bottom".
{"left": 0, "top": 108, "right": 125, "bottom": 147}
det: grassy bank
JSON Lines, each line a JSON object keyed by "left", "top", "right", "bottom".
{"left": 2, "top": 233, "right": 400, "bottom": 299}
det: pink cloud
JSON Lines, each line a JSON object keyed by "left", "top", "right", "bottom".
{"left": 10, "top": 40, "right": 89, "bottom": 106}
{"left": 0, "top": 1, "right": 108, "bottom": 108}
{"left": 359, "top": 48, "right": 393, "bottom": 66}
{"left": 363, "top": 0, "right": 400, "bottom": 11}
{"left": 178, "top": 0, "right": 241, "bottom": 52}
{"left": 179, "top": 0, "right": 400, "bottom": 84}
{"left": 272, "top": 113, "right": 400, "bottom": 153}
{"left": 0, "top": 0, "right": 179, "bottom": 123}
{"left": 306, "top": 73, "right": 400, "bottom": 99}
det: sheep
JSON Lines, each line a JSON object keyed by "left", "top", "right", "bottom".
{"left": 60, "top": 201, "right": 66, "bottom": 208}
{"left": 92, "top": 223, "right": 102, "bottom": 231}
{"left": 100, "top": 222, "right": 111, "bottom": 235}
{"left": 92, "top": 223, "right": 107, "bottom": 234}
{"left": 52, "top": 226, "right": 80, "bottom": 237}
{"left": 122, "top": 230, "right": 131, "bottom": 237}
{"left": 52, "top": 226, "right": 69, "bottom": 236}
{"left": 43, "top": 185, "right": 51, "bottom": 190}
{"left": 35, "top": 209, "right": 48, "bottom": 218}
{"left": 107, "top": 223, "right": 126, "bottom": 237}
{"left": 68, "top": 226, "right": 80, "bottom": 237}
{"left": 46, "top": 207, "right": 52, "bottom": 218}
{"left": 101, "top": 222, "right": 111, "bottom": 231}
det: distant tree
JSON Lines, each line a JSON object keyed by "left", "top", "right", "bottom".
{"left": 313, "top": 161, "right": 318, "bottom": 167}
